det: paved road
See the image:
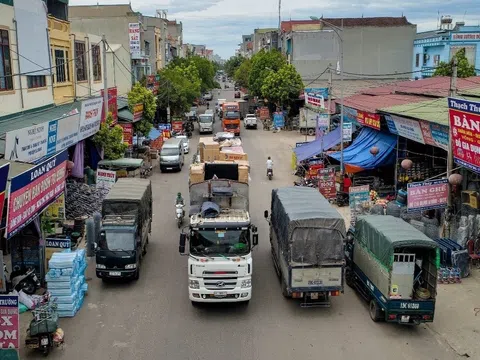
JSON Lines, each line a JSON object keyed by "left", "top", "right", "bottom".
{"left": 23, "top": 88, "right": 461, "bottom": 359}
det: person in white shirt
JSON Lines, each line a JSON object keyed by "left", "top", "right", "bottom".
{"left": 266, "top": 157, "right": 273, "bottom": 175}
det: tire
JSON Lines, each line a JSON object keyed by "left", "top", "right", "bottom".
{"left": 307, "top": 128, "right": 315, "bottom": 136}
{"left": 177, "top": 219, "right": 182, "bottom": 228}
{"left": 345, "top": 268, "right": 354, "bottom": 288}
{"left": 160, "top": 167, "right": 164, "bottom": 173}
{"left": 19, "top": 278, "right": 37, "bottom": 295}
{"left": 134, "top": 267, "right": 140, "bottom": 281}
{"left": 42, "top": 346, "right": 50, "bottom": 357}
{"left": 369, "top": 299, "right": 383, "bottom": 322}
{"left": 281, "top": 280, "right": 289, "bottom": 298}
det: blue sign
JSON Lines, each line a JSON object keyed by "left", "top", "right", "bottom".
{"left": 305, "top": 88, "right": 329, "bottom": 99}
{"left": 384, "top": 114, "right": 398, "bottom": 135}
{"left": 158, "top": 123, "right": 172, "bottom": 131}
{"left": 273, "top": 112, "right": 285, "bottom": 128}
{"left": 429, "top": 123, "right": 449, "bottom": 149}
{"left": 343, "top": 123, "right": 353, "bottom": 141}
{"left": 295, "top": 141, "right": 309, "bottom": 148}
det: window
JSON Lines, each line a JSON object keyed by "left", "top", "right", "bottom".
{"left": 0, "top": 29, "right": 13, "bottom": 91}
{"left": 75, "top": 41, "right": 87, "bottom": 81}
{"left": 91, "top": 44, "right": 101, "bottom": 81}
{"left": 415, "top": 53, "right": 420, "bottom": 67}
{"left": 27, "top": 75, "right": 46, "bottom": 89}
{"left": 423, "top": 53, "right": 428, "bottom": 66}
{"left": 54, "top": 49, "right": 70, "bottom": 83}
{"left": 433, "top": 55, "right": 441, "bottom": 66}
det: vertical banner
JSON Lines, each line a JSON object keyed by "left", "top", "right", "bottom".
{"left": 0, "top": 163, "right": 9, "bottom": 221}
{"left": 128, "top": 23, "right": 140, "bottom": 57}
{"left": 133, "top": 104, "right": 144, "bottom": 122}
{"left": 0, "top": 295, "right": 19, "bottom": 352}
{"left": 172, "top": 120, "right": 183, "bottom": 133}
{"left": 349, "top": 185, "right": 370, "bottom": 226}
{"left": 448, "top": 97, "right": 480, "bottom": 173}
{"left": 318, "top": 168, "right": 336, "bottom": 199}
{"left": 342, "top": 123, "right": 353, "bottom": 141}
{"left": 78, "top": 97, "right": 104, "bottom": 141}
{"left": 273, "top": 112, "right": 285, "bottom": 128}
{"left": 101, "top": 87, "right": 118, "bottom": 124}
{"left": 120, "top": 123, "right": 133, "bottom": 146}
{"left": 96, "top": 169, "right": 117, "bottom": 190}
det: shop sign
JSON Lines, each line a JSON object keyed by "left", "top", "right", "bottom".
{"left": 128, "top": 23, "right": 140, "bottom": 57}
{"left": 304, "top": 88, "right": 328, "bottom": 109}
{"left": 407, "top": 179, "right": 448, "bottom": 212}
{"left": 342, "top": 123, "right": 353, "bottom": 141}
{"left": 79, "top": 97, "right": 104, "bottom": 141}
{"left": 150, "top": 136, "right": 164, "bottom": 150}
{"left": 448, "top": 97, "right": 480, "bottom": 173}
{"left": 0, "top": 295, "right": 19, "bottom": 351}
{"left": 258, "top": 107, "right": 269, "bottom": 120}
{"left": 316, "top": 113, "right": 329, "bottom": 129}
{"left": 133, "top": 103, "right": 144, "bottom": 122}
{"left": 120, "top": 123, "right": 133, "bottom": 146}
{"left": 349, "top": 185, "right": 370, "bottom": 226}
{"left": 451, "top": 33, "right": 480, "bottom": 41}
{"left": 158, "top": 124, "right": 172, "bottom": 132}
{"left": 295, "top": 141, "right": 309, "bottom": 148}
{"left": 0, "top": 164, "right": 9, "bottom": 221}
{"left": 5, "top": 112, "right": 80, "bottom": 163}
{"left": 318, "top": 168, "right": 336, "bottom": 199}
{"left": 146, "top": 75, "right": 159, "bottom": 95}
{"left": 6, "top": 150, "right": 68, "bottom": 239}
{"left": 384, "top": 114, "right": 425, "bottom": 144}
{"left": 45, "top": 237, "right": 71, "bottom": 269}
{"left": 357, "top": 111, "right": 380, "bottom": 130}
{"left": 96, "top": 169, "right": 116, "bottom": 190}
{"left": 100, "top": 87, "right": 118, "bottom": 124}
{"left": 307, "top": 164, "right": 324, "bottom": 180}
{"left": 419, "top": 121, "right": 449, "bottom": 151}
{"left": 273, "top": 112, "right": 285, "bottom": 128}
{"left": 43, "top": 193, "right": 65, "bottom": 220}
{"left": 172, "top": 120, "right": 183, "bottom": 132}
{"left": 344, "top": 106, "right": 358, "bottom": 124}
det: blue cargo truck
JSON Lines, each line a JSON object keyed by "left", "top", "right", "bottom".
{"left": 345, "top": 215, "right": 438, "bottom": 324}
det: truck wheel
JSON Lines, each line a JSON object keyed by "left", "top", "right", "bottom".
{"left": 307, "top": 128, "right": 315, "bottom": 136}
{"left": 369, "top": 300, "right": 383, "bottom": 322}
{"left": 345, "top": 269, "right": 354, "bottom": 288}
{"left": 134, "top": 267, "right": 140, "bottom": 281}
{"left": 281, "top": 280, "right": 289, "bottom": 298}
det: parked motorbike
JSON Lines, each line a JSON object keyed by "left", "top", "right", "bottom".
{"left": 4, "top": 265, "right": 41, "bottom": 295}
{"left": 293, "top": 178, "right": 316, "bottom": 188}
{"left": 336, "top": 191, "right": 349, "bottom": 207}
{"left": 140, "top": 165, "right": 153, "bottom": 178}
{"left": 267, "top": 168, "right": 273, "bottom": 181}
{"left": 176, "top": 203, "right": 185, "bottom": 228}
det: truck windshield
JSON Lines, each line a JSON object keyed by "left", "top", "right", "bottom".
{"left": 224, "top": 111, "right": 240, "bottom": 119}
{"left": 98, "top": 231, "right": 135, "bottom": 251}
{"left": 190, "top": 230, "right": 250, "bottom": 256}
{"left": 161, "top": 148, "right": 179, "bottom": 156}
{"left": 199, "top": 116, "right": 213, "bottom": 123}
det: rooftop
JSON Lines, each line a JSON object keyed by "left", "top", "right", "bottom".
{"left": 281, "top": 17, "right": 413, "bottom": 32}
{"left": 69, "top": 4, "right": 136, "bottom": 18}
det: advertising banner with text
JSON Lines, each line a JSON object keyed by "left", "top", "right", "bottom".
{"left": 101, "top": 87, "right": 118, "bottom": 124}
{"left": 357, "top": 111, "right": 381, "bottom": 130}
{"left": 79, "top": 97, "right": 103, "bottom": 141}
{"left": 407, "top": 179, "right": 448, "bottom": 212}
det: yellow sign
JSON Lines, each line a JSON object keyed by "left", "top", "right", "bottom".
{"left": 44, "top": 194, "right": 65, "bottom": 219}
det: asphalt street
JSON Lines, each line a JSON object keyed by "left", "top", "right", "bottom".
{"left": 22, "top": 87, "right": 462, "bottom": 360}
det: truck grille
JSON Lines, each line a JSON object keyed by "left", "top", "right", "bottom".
{"left": 225, "top": 123, "right": 237, "bottom": 129}
{"left": 202, "top": 271, "right": 238, "bottom": 290}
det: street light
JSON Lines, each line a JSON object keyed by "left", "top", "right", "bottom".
{"left": 310, "top": 16, "right": 344, "bottom": 173}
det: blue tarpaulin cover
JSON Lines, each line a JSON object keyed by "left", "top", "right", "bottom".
{"left": 329, "top": 127, "right": 397, "bottom": 173}
{"left": 293, "top": 126, "right": 342, "bottom": 162}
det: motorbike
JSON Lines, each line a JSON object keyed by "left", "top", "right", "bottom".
{"left": 140, "top": 165, "right": 153, "bottom": 178}
{"left": 4, "top": 265, "right": 41, "bottom": 295}
{"left": 267, "top": 168, "right": 273, "bottom": 181}
{"left": 336, "top": 191, "right": 349, "bottom": 207}
{"left": 176, "top": 203, "right": 185, "bottom": 228}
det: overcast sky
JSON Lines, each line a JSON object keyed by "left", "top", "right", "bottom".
{"left": 70, "top": 0, "right": 480, "bottom": 59}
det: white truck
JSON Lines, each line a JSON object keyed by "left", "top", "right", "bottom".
{"left": 179, "top": 165, "right": 258, "bottom": 306}
{"left": 244, "top": 114, "right": 258, "bottom": 129}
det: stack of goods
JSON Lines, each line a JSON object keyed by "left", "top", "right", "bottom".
{"left": 45, "top": 249, "right": 88, "bottom": 318}
{"left": 438, "top": 267, "right": 462, "bottom": 284}
{"left": 198, "top": 137, "right": 220, "bottom": 162}
{"left": 219, "top": 138, "right": 242, "bottom": 148}
{"left": 189, "top": 163, "right": 205, "bottom": 185}
{"left": 220, "top": 146, "right": 248, "bottom": 161}
{"left": 65, "top": 181, "right": 110, "bottom": 220}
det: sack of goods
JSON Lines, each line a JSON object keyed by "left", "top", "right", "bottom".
{"left": 46, "top": 249, "right": 88, "bottom": 318}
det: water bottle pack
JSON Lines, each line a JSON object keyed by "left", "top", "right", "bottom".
{"left": 47, "top": 249, "right": 88, "bottom": 318}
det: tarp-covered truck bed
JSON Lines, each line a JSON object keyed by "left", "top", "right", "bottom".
{"left": 271, "top": 187, "right": 346, "bottom": 265}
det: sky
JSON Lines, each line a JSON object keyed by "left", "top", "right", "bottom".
{"left": 70, "top": 0, "right": 480, "bottom": 59}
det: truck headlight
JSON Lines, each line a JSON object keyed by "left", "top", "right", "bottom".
{"left": 189, "top": 280, "right": 200, "bottom": 289}
{"left": 96, "top": 264, "right": 106, "bottom": 269}
{"left": 125, "top": 264, "right": 137, "bottom": 269}
{"left": 241, "top": 279, "right": 251, "bottom": 288}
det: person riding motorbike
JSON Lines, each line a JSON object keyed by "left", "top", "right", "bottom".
{"left": 266, "top": 156, "right": 273, "bottom": 176}
{"left": 176, "top": 192, "right": 185, "bottom": 218}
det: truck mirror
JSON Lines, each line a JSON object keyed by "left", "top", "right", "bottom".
{"left": 179, "top": 233, "right": 187, "bottom": 254}
{"left": 264, "top": 210, "right": 268, "bottom": 219}
{"left": 251, "top": 225, "right": 257, "bottom": 233}
{"left": 93, "top": 243, "right": 98, "bottom": 252}
{"left": 252, "top": 234, "right": 259, "bottom": 246}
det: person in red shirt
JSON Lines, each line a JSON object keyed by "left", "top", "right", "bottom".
{"left": 343, "top": 174, "right": 352, "bottom": 193}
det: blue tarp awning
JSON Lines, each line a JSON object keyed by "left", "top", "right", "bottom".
{"left": 148, "top": 128, "right": 161, "bottom": 140}
{"left": 329, "top": 127, "right": 397, "bottom": 173}
{"left": 293, "top": 127, "right": 342, "bottom": 162}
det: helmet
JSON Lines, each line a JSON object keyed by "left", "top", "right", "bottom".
{"left": 177, "top": 192, "right": 181, "bottom": 197}
{"left": 268, "top": 156, "right": 271, "bottom": 160}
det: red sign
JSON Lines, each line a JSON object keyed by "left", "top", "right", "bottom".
{"left": 146, "top": 75, "right": 159, "bottom": 95}
{"left": 357, "top": 111, "right": 381, "bottom": 130}
{"left": 449, "top": 98, "right": 480, "bottom": 173}
{"left": 307, "top": 164, "right": 324, "bottom": 180}
{"left": 120, "top": 123, "right": 133, "bottom": 146}
{"left": 0, "top": 295, "right": 19, "bottom": 350}
{"left": 101, "top": 87, "right": 118, "bottom": 125}
{"left": 318, "top": 168, "right": 336, "bottom": 199}
{"left": 133, "top": 104, "right": 144, "bottom": 122}
{"left": 258, "top": 107, "right": 270, "bottom": 120}
{"left": 172, "top": 120, "right": 183, "bottom": 132}
{"left": 150, "top": 137, "right": 164, "bottom": 150}
{"left": 407, "top": 179, "right": 448, "bottom": 212}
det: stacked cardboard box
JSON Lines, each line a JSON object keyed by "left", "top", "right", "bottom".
{"left": 211, "top": 160, "right": 249, "bottom": 184}
{"left": 220, "top": 146, "right": 248, "bottom": 161}
{"left": 198, "top": 137, "right": 221, "bottom": 162}
{"left": 189, "top": 163, "right": 205, "bottom": 184}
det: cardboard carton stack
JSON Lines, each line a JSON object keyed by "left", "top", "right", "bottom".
{"left": 198, "top": 137, "right": 221, "bottom": 162}
{"left": 220, "top": 146, "right": 248, "bottom": 161}
{"left": 189, "top": 163, "right": 205, "bottom": 185}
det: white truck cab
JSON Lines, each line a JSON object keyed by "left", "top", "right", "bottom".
{"left": 244, "top": 114, "right": 258, "bottom": 129}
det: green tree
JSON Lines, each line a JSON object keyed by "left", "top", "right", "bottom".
{"left": 224, "top": 55, "right": 244, "bottom": 78}
{"left": 261, "top": 64, "right": 304, "bottom": 106}
{"left": 168, "top": 55, "right": 216, "bottom": 93}
{"left": 433, "top": 47, "right": 476, "bottom": 78}
{"left": 248, "top": 50, "right": 286, "bottom": 97}
{"left": 233, "top": 58, "right": 252, "bottom": 89}
{"left": 128, "top": 82, "right": 157, "bottom": 136}
{"left": 93, "top": 113, "right": 127, "bottom": 160}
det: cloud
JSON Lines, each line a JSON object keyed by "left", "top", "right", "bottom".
{"left": 70, "top": 0, "right": 480, "bottom": 58}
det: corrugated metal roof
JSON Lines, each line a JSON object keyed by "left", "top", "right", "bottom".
{"left": 305, "top": 79, "right": 396, "bottom": 98}
{"left": 281, "top": 17, "right": 412, "bottom": 32}
{"left": 338, "top": 94, "right": 429, "bottom": 113}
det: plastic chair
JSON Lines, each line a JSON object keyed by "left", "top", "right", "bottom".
{"left": 466, "top": 239, "right": 480, "bottom": 268}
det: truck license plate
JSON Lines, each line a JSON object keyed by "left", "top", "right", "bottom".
{"left": 310, "top": 293, "right": 319, "bottom": 300}
{"left": 41, "top": 338, "right": 49, "bottom": 346}
{"left": 400, "top": 316, "right": 410, "bottom": 323}
{"left": 214, "top": 291, "right": 227, "bottom": 298}
{"left": 109, "top": 271, "right": 121, "bottom": 276}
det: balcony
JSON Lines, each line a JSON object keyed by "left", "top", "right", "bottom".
{"left": 421, "top": 66, "right": 436, "bottom": 78}
{"left": 131, "top": 50, "right": 149, "bottom": 60}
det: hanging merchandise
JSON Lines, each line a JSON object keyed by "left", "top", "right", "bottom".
{"left": 64, "top": 182, "right": 110, "bottom": 220}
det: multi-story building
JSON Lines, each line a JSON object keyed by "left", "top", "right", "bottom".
{"left": 206, "top": 49, "right": 214, "bottom": 61}
{"left": 167, "top": 20, "right": 183, "bottom": 61}
{"left": 253, "top": 28, "right": 279, "bottom": 54}
{"left": 281, "top": 17, "right": 417, "bottom": 81}
{"left": 69, "top": 4, "right": 151, "bottom": 82}
{"left": 412, "top": 16, "right": 480, "bottom": 78}
{"left": 239, "top": 34, "right": 253, "bottom": 58}
{"left": 143, "top": 10, "right": 169, "bottom": 73}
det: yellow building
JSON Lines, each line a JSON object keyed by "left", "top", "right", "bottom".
{"left": 48, "top": 15, "right": 74, "bottom": 105}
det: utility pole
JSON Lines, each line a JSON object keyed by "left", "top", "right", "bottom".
{"left": 102, "top": 35, "right": 109, "bottom": 122}
{"left": 447, "top": 58, "right": 457, "bottom": 207}
{"left": 278, "top": 0, "right": 281, "bottom": 30}
{"left": 339, "top": 18, "right": 344, "bottom": 174}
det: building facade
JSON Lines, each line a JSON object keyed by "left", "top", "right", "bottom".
{"left": 253, "top": 28, "right": 279, "bottom": 54}
{"left": 143, "top": 12, "right": 168, "bottom": 73}
{"left": 167, "top": 20, "right": 183, "bottom": 61}
{"left": 238, "top": 34, "right": 253, "bottom": 58}
{"left": 281, "top": 17, "right": 417, "bottom": 81}
{"left": 412, "top": 17, "right": 480, "bottom": 78}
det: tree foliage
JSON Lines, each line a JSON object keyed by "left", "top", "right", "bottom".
{"left": 233, "top": 58, "right": 252, "bottom": 89}
{"left": 224, "top": 55, "right": 245, "bottom": 78}
{"left": 168, "top": 55, "right": 216, "bottom": 93}
{"left": 261, "top": 64, "right": 304, "bottom": 106}
{"left": 93, "top": 113, "right": 127, "bottom": 160}
{"left": 128, "top": 82, "right": 157, "bottom": 121}
{"left": 248, "top": 50, "right": 286, "bottom": 96}
{"left": 433, "top": 47, "right": 476, "bottom": 78}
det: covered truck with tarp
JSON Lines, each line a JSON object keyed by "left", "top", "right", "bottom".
{"left": 345, "top": 215, "right": 438, "bottom": 324}
{"left": 265, "top": 187, "right": 346, "bottom": 307}
{"left": 96, "top": 178, "right": 152, "bottom": 280}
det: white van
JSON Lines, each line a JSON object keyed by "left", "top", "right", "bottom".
{"left": 198, "top": 114, "right": 214, "bottom": 134}
{"left": 160, "top": 138, "right": 184, "bottom": 172}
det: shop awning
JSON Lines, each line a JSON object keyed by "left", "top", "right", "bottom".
{"left": 328, "top": 127, "right": 397, "bottom": 173}
{"left": 293, "top": 127, "right": 341, "bottom": 162}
